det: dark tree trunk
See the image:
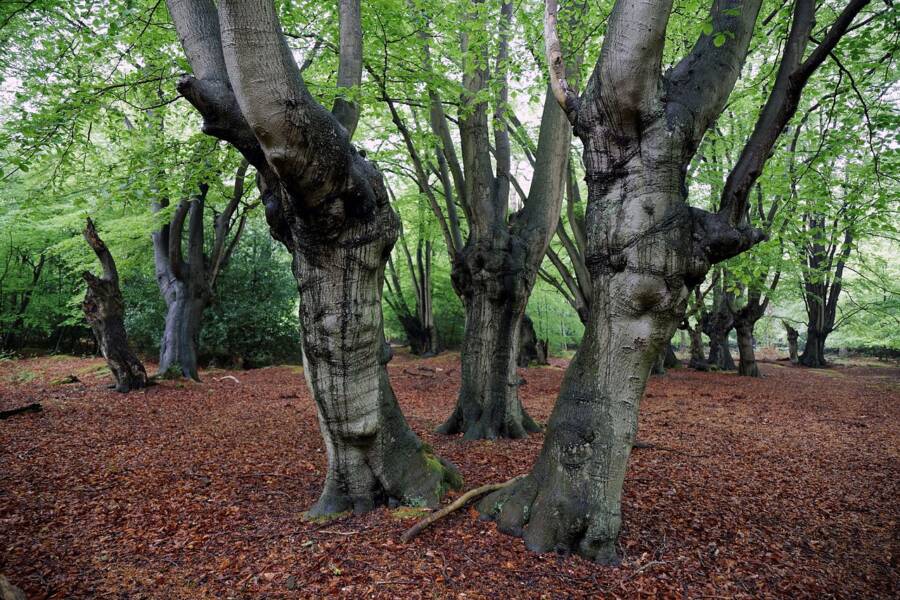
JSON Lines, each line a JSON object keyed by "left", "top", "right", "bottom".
{"left": 784, "top": 322, "right": 799, "bottom": 363}
{"left": 664, "top": 343, "right": 679, "bottom": 369}
{"left": 735, "top": 322, "right": 759, "bottom": 377}
{"left": 799, "top": 326, "right": 828, "bottom": 368}
{"left": 688, "top": 325, "right": 709, "bottom": 371}
{"left": 82, "top": 219, "right": 148, "bottom": 393}
{"left": 518, "top": 313, "right": 548, "bottom": 367}
{"left": 437, "top": 271, "right": 540, "bottom": 439}
{"left": 651, "top": 348, "right": 666, "bottom": 375}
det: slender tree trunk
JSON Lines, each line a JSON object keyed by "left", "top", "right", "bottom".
{"left": 784, "top": 322, "right": 799, "bottom": 363}
{"left": 735, "top": 322, "right": 759, "bottom": 377}
{"left": 293, "top": 201, "right": 461, "bottom": 516}
{"left": 518, "top": 313, "right": 548, "bottom": 367}
{"left": 799, "top": 326, "right": 828, "bottom": 367}
{"left": 688, "top": 326, "right": 709, "bottom": 371}
{"left": 664, "top": 343, "right": 679, "bottom": 368}
{"left": 157, "top": 279, "right": 208, "bottom": 380}
{"left": 651, "top": 348, "right": 666, "bottom": 375}
{"left": 438, "top": 283, "right": 540, "bottom": 439}
{"left": 82, "top": 219, "right": 148, "bottom": 393}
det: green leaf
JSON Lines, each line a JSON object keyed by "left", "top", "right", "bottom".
{"left": 713, "top": 33, "right": 726, "bottom": 47}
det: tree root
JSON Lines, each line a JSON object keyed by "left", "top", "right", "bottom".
{"left": 401, "top": 475, "right": 525, "bottom": 543}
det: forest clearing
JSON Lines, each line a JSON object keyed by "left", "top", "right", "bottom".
{"left": 1, "top": 351, "right": 898, "bottom": 598}
{"left": 1, "top": 0, "right": 898, "bottom": 597}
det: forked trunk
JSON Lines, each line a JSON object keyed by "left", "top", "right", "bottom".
{"left": 293, "top": 201, "right": 461, "bottom": 516}
{"left": 158, "top": 280, "right": 207, "bottom": 380}
{"left": 799, "top": 327, "right": 827, "bottom": 368}
{"left": 735, "top": 322, "right": 759, "bottom": 377}
{"left": 437, "top": 289, "right": 540, "bottom": 439}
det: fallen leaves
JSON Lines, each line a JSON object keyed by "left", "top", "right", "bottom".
{"left": 0, "top": 353, "right": 898, "bottom": 598}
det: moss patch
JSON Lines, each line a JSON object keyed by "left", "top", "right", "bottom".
{"left": 300, "top": 510, "right": 350, "bottom": 524}
{"left": 391, "top": 506, "right": 430, "bottom": 520}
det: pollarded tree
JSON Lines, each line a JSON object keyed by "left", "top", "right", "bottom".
{"left": 152, "top": 158, "right": 251, "bottom": 379}
{"left": 166, "top": 0, "right": 460, "bottom": 514}
{"left": 479, "top": 0, "right": 872, "bottom": 562}
{"left": 82, "top": 218, "right": 149, "bottom": 393}
{"left": 375, "top": 0, "right": 574, "bottom": 439}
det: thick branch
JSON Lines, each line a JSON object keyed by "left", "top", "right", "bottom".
{"left": 83, "top": 218, "right": 118, "bottom": 284}
{"left": 332, "top": 0, "right": 362, "bottom": 137}
{"left": 544, "top": 0, "right": 579, "bottom": 117}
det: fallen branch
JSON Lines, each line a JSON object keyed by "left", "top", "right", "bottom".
{"left": 0, "top": 402, "right": 42, "bottom": 420}
{"left": 401, "top": 475, "right": 525, "bottom": 543}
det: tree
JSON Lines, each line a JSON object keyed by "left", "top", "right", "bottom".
{"left": 151, "top": 158, "right": 251, "bottom": 379}
{"left": 81, "top": 218, "right": 149, "bottom": 392}
{"left": 375, "top": 0, "right": 574, "bottom": 439}
{"left": 384, "top": 187, "right": 440, "bottom": 356}
{"left": 479, "top": 0, "right": 872, "bottom": 562}
{"left": 165, "top": 0, "right": 460, "bottom": 514}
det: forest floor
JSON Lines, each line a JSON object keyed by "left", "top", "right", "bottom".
{"left": 1, "top": 351, "right": 898, "bottom": 599}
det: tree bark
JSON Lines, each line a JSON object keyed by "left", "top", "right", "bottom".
{"left": 518, "top": 313, "right": 548, "bottom": 367}
{"left": 735, "top": 322, "right": 759, "bottom": 377}
{"left": 82, "top": 219, "right": 148, "bottom": 393}
{"left": 688, "top": 325, "right": 708, "bottom": 371}
{"left": 157, "top": 281, "right": 208, "bottom": 380}
{"left": 293, "top": 200, "right": 461, "bottom": 516}
{"left": 166, "top": 0, "right": 461, "bottom": 515}
{"left": 799, "top": 326, "right": 828, "bottom": 368}
{"left": 784, "top": 321, "right": 799, "bottom": 363}
{"left": 437, "top": 277, "right": 540, "bottom": 439}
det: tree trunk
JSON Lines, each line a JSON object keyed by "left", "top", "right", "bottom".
{"left": 293, "top": 201, "right": 461, "bottom": 516}
{"left": 651, "top": 347, "right": 666, "bottom": 375}
{"left": 784, "top": 322, "right": 799, "bottom": 363}
{"left": 688, "top": 326, "right": 709, "bottom": 371}
{"left": 664, "top": 343, "right": 679, "bottom": 368}
{"left": 799, "top": 326, "right": 828, "bottom": 368}
{"left": 438, "top": 285, "right": 541, "bottom": 439}
{"left": 517, "top": 313, "right": 548, "bottom": 367}
{"left": 707, "top": 329, "right": 736, "bottom": 370}
{"left": 479, "top": 262, "right": 682, "bottom": 563}
{"left": 82, "top": 219, "right": 148, "bottom": 393}
{"left": 735, "top": 322, "right": 759, "bottom": 377}
{"left": 157, "top": 278, "right": 207, "bottom": 380}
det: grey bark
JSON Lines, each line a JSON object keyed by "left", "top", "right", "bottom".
{"left": 82, "top": 218, "right": 148, "bottom": 393}
{"left": 166, "top": 0, "right": 460, "bottom": 514}
{"left": 480, "top": 0, "right": 869, "bottom": 562}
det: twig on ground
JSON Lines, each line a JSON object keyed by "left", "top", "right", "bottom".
{"left": 401, "top": 475, "right": 526, "bottom": 543}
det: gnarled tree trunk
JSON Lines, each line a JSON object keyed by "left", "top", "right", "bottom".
{"left": 518, "top": 313, "right": 548, "bottom": 367}
{"left": 735, "top": 322, "right": 759, "bottom": 377}
{"left": 293, "top": 198, "right": 461, "bottom": 515}
{"left": 82, "top": 218, "right": 148, "bottom": 393}
{"left": 687, "top": 325, "right": 709, "bottom": 371}
{"left": 799, "top": 326, "right": 828, "bottom": 368}
{"left": 166, "top": 0, "right": 460, "bottom": 515}
{"left": 156, "top": 280, "right": 208, "bottom": 379}
{"left": 438, "top": 268, "right": 540, "bottom": 439}
{"left": 783, "top": 321, "right": 799, "bottom": 363}
{"left": 481, "top": 0, "right": 865, "bottom": 562}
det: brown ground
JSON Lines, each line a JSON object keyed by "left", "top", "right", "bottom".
{"left": 1, "top": 351, "right": 898, "bottom": 599}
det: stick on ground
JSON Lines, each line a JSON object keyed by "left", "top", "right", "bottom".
{"left": 401, "top": 475, "right": 525, "bottom": 543}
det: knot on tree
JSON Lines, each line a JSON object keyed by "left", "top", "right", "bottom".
{"left": 688, "top": 208, "right": 766, "bottom": 284}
